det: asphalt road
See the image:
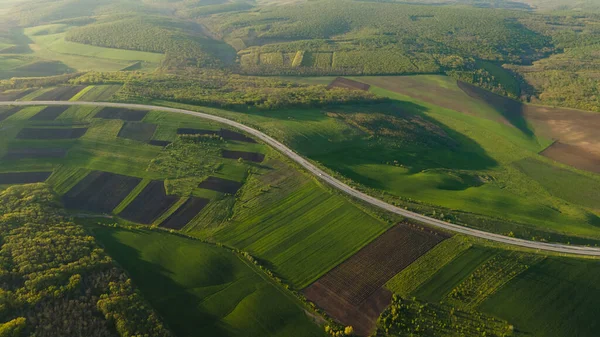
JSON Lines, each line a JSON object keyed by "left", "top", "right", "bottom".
{"left": 5, "top": 100, "right": 600, "bottom": 256}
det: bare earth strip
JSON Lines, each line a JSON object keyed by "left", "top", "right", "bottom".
{"left": 4, "top": 101, "right": 600, "bottom": 256}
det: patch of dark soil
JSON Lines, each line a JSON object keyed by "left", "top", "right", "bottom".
{"left": 63, "top": 171, "right": 142, "bottom": 213}
{"left": 16, "top": 127, "right": 87, "bottom": 139}
{"left": 0, "top": 171, "right": 52, "bottom": 184}
{"left": 29, "top": 106, "right": 69, "bottom": 121}
{"left": 33, "top": 86, "right": 86, "bottom": 101}
{"left": 159, "top": 197, "right": 210, "bottom": 230}
{"left": 541, "top": 142, "right": 600, "bottom": 174}
{"left": 95, "top": 107, "right": 148, "bottom": 121}
{"left": 117, "top": 122, "right": 157, "bottom": 142}
{"left": 3, "top": 148, "right": 67, "bottom": 160}
{"left": 328, "top": 77, "right": 371, "bottom": 91}
{"left": 119, "top": 181, "right": 179, "bottom": 224}
{"left": 198, "top": 176, "right": 243, "bottom": 194}
{"left": 303, "top": 224, "right": 448, "bottom": 336}
{"left": 0, "top": 88, "right": 34, "bottom": 101}
{"left": 222, "top": 150, "right": 265, "bottom": 163}
{"left": 148, "top": 140, "right": 172, "bottom": 147}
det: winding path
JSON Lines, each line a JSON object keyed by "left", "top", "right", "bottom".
{"left": 5, "top": 100, "right": 600, "bottom": 256}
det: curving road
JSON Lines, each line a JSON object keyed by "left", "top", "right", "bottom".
{"left": 4, "top": 100, "right": 600, "bottom": 256}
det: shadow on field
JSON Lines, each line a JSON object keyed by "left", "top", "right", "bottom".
{"left": 286, "top": 100, "right": 497, "bottom": 190}
{"left": 90, "top": 226, "right": 233, "bottom": 337}
{"left": 586, "top": 212, "right": 600, "bottom": 228}
{"left": 458, "top": 81, "right": 535, "bottom": 138}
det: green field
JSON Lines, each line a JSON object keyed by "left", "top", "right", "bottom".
{"left": 153, "top": 74, "right": 600, "bottom": 244}
{"left": 89, "top": 225, "right": 325, "bottom": 337}
{"left": 479, "top": 257, "right": 600, "bottom": 337}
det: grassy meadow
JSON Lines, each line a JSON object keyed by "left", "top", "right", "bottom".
{"left": 154, "top": 74, "right": 600, "bottom": 244}
{"left": 89, "top": 225, "right": 325, "bottom": 337}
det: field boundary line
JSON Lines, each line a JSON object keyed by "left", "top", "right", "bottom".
{"left": 5, "top": 100, "right": 600, "bottom": 256}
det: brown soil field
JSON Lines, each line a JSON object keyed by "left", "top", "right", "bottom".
{"left": 328, "top": 77, "right": 371, "bottom": 91}
{"left": 0, "top": 171, "right": 52, "bottom": 184}
{"left": 32, "top": 86, "right": 86, "bottom": 101}
{"left": 177, "top": 128, "right": 256, "bottom": 143}
{"left": 303, "top": 224, "right": 448, "bottom": 336}
{"left": 0, "top": 107, "right": 21, "bottom": 122}
{"left": 119, "top": 180, "right": 179, "bottom": 224}
{"left": 63, "top": 171, "right": 142, "bottom": 213}
{"left": 159, "top": 197, "right": 210, "bottom": 230}
{"left": 29, "top": 106, "right": 69, "bottom": 121}
{"left": 198, "top": 176, "right": 243, "bottom": 194}
{"left": 95, "top": 107, "right": 148, "bottom": 121}
{"left": 148, "top": 140, "right": 172, "bottom": 147}
{"left": 0, "top": 88, "right": 34, "bottom": 101}
{"left": 540, "top": 142, "right": 600, "bottom": 174}
{"left": 117, "top": 122, "right": 157, "bottom": 142}
{"left": 2, "top": 148, "right": 67, "bottom": 160}
{"left": 16, "top": 127, "right": 88, "bottom": 139}
{"left": 222, "top": 150, "right": 265, "bottom": 163}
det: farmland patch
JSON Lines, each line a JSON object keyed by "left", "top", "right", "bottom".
{"left": 148, "top": 140, "right": 172, "bottom": 147}
{"left": 222, "top": 150, "right": 265, "bottom": 163}
{"left": 32, "top": 86, "right": 87, "bottom": 101}
{"left": 119, "top": 180, "right": 179, "bottom": 224}
{"left": 0, "top": 171, "right": 52, "bottom": 184}
{"left": 160, "top": 197, "right": 210, "bottom": 230}
{"left": 198, "top": 176, "right": 243, "bottom": 194}
{"left": 0, "top": 107, "right": 21, "bottom": 122}
{"left": 95, "top": 107, "right": 148, "bottom": 121}
{"left": 327, "top": 77, "right": 370, "bottom": 91}
{"left": 540, "top": 142, "right": 600, "bottom": 174}
{"left": 177, "top": 128, "right": 256, "bottom": 143}
{"left": 2, "top": 148, "right": 67, "bottom": 160}
{"left": 480, "top": 257, "right": 600, "bottom": 337}
{"left": 62, "top": 171, "right": 142, "bottom": 213}
{"left": 89, "top": 226, "right": 324, "bottom": 337}
{"left": 16, "top": 127, "right": 88, "bottom": 139}
{"left": 303, "top": 224, "right": 447, "bottom": 336}
{"left": 385, "top": 236, "right": 471, "bottom": 296}
{"left": 29, "top": 106, "right": 69, "bottom": 121}
{"left": 0, "top": 88, "right": 34, "bottom": 101}
{"left": 117, "top": 122, "right": 157, "bottom": 142}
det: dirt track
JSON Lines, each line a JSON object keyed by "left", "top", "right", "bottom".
{"left": 4, "top": 100, "right": 600, "bottom": 256}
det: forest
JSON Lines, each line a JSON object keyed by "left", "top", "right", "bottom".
{"left": 0, "top": 184, "right": 173, "bottom": 337}
{"left": 69, "top": 70, "right": 385, "bottom": 109}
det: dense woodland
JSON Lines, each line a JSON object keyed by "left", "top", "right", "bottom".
{"left": 70, "top": 70, "right": 384, "bottom": 109}
{"left": 0, "top": 184, "right": 173, "bottom": 337}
